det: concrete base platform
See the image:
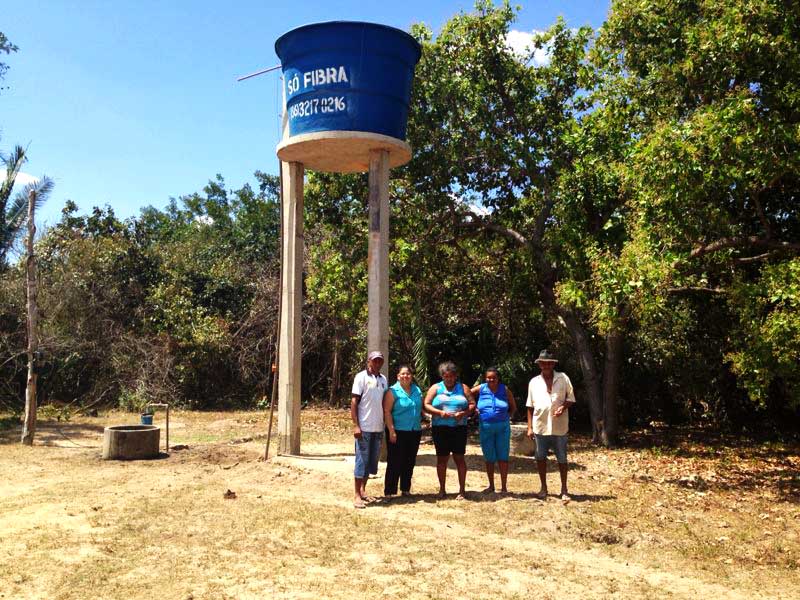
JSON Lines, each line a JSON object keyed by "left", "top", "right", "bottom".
{"left": 276, "top": 130, "right": 411, "bottom": 173}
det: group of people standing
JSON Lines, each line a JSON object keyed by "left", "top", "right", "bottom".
{"left": 350, "top": 349, "right": 576, "bottom": 509}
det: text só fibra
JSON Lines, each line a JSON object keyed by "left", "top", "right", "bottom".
{"left": 287, "top": 66, "right": 349, "bottom": 95}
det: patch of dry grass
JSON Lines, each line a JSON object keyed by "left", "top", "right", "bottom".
{"left": 0, "top": 409, "right": 798, "bottom": 599}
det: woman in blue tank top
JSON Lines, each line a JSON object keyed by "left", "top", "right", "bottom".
{"left": 382, "top": 365, "right": 423, "bottom": 496}
{"left": 423, "top": 361, "right": 475, "bottom": 499}
{"left": 470, "top": 367, "right": 517, "bottom": 493}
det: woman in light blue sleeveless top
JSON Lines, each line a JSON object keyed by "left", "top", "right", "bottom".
{"left": 470, "top": 367, "right": 517, "bottom": 493}
{"left": 423, "top": 361, "right": 475, "bottom": 499}
{"left": 382, "top": 365, "right": 423, "bottom": 496}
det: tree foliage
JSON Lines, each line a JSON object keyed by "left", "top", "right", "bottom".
{"left": 0, "top": 31, "right": 17, "bottom": 93}
{"left": 0, "top": 2, "right": 798, "bottom": 438}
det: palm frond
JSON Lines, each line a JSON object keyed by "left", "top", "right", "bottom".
{"left": 410, "top": 302, "right": 430, "bottom": 390}
{"left": 4, "top": 176, "right": 54, "bottom": 244}
{"left": 0, "top": 145, "right": 27, "bottom": 207}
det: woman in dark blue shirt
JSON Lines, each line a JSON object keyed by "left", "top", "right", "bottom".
{"left": 471, "top": 367, "right": 517, "bottom": 493}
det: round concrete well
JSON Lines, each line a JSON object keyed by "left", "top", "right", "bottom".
{"left": 103, "top": 425, "right": 160, "bottom": 460}
{"left": 511, "top": 423, "right": 535, "bottom": 457}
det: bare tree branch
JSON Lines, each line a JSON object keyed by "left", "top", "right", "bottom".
{"left": 690, "top": 236, "right": 800, "bottom": 260}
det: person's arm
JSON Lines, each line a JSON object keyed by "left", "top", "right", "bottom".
{"left": 351, "top": 394, "right": 362, "bottom": 438}
{"left": 507, "top": 388, "right": 517, "bottom": 420}
{"left": 526, "top": 381, "right": 535, "bottom": 438}
{"left": 462, "top": 383, "right": 476, "bottom": 418}
{"left": 383, "top": 389, "right": 397, "bottom": 443}
{"left": 527, "top": 406, "right": 534, "bottom": 439}
{"left": 470, "top": 384, "right": 481, "bottom": 396}
{"left": 553, "top": 376, "right": 575, "bottom": 417}
{"left": 423, "top": 385, "right": 449, "bottom": 418}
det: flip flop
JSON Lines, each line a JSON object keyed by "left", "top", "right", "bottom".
{"left": 353, "top": 500, "right": 366, "bottom": 509}
{"left": 560, "top": 493, "right": 571, "bottom": 504}
{"left": 535, "top": 490, "right": 548, "bottom": 500}
{"left": 455, "top": 493, "right": 466, "bottom": 501}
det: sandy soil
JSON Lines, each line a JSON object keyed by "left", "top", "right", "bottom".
{"left": 0, "top": 409, "right": 798, "bottom": 599}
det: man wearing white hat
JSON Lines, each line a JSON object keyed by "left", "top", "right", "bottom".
{"left": 526, "top": 349, "right": 576, "bottom": 501}
{"left": 350, "top": 351, "right": 387, "bottom": 508}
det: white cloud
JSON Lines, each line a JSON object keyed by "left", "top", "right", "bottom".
{"left": 13, "top": 172, "right": 39, "bottom": 187}
{"left": 506, "top": 29, "right": 551, "bottom": 67}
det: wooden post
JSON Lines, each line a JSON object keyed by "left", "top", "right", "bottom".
{"left": 277, "top": 160, "right": 304, "bottom": 455}
{"left": 367, "top": 149, "right": 390, "bottom": 376}
{"left": 21, "top": 190, "right": 38, "bottom": 446}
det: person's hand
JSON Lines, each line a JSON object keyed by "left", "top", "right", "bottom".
{"left": 389, "top": 430, "right": 397, "bottom": 444}
{"left": 527, "top": 427, "right": 534, "bottom": 439}
{"left": 553, "top": 404, "right": 566, "bottom": 417}
{"left": 353, "top": 424, "right": 362, "bottom": 439}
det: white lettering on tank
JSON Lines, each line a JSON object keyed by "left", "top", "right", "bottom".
{"left": 297, "top": 66, "right": 349, "bottom": 91}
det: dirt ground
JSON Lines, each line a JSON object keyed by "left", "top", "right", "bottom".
{"left": 1, "top": 409, "right": 798, "bottom": 600}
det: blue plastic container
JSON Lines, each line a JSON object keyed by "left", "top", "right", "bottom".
{"left": 275, "top": 21, "right": 421, "bottom": 141}
{"left": 140, "top": 413, "right": 153, "bottom": 425}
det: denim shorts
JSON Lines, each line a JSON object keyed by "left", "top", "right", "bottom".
{"left": 479, "top": 420, "right": 511, "bottom": 463}
{"left": 354, "top": 431, "right": 383, "bottom": 478}
{"left": 534, "top": 434, "right": 568, "bottom": 463}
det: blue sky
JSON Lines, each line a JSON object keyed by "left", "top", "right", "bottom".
{"left": 2, "top": 1, "right": 609, "bottom": 228}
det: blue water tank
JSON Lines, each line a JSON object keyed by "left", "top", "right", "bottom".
{"left": 275, "top": 21, "right": 422, "bottom": 141}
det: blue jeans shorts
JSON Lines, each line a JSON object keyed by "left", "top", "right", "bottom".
{"left": 354, "top": 431, "right": 383, "bottom": 478}
{"left": 479, "top": 420, "right": 511, "bottom": 463}
{"left": 534, "top": 434, "right": 568, "bottom": 463}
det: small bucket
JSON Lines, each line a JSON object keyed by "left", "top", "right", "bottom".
{"left": 140, "top": 413, "right": 154, "bottom": 425}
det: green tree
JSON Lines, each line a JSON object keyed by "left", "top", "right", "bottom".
{"left": 598, "top": 0, "right": 800, "bottom": 418}
{"left": 1, "top": 146, "right": 35, "bottom": 269}
{"left": 405, "top": 2, "right": 631, "bottom": 444}
{"left": 0, "top": 31, "right": 17, "bottom": 93}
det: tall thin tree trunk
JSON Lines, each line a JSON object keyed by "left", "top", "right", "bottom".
{"left": 560, "top": 310, "right": 605, "bottom": 443}
{"left": 21, "top": 190, "right": 38, "bottom": 445}
{"left": 601, "top": 327, "right": 625, "bottom": 447}
{"left": 537, "top": 264, "right": 606, "bottom": 444}
{"left": 328, "top": 334, "right": 340, "bottom": 405}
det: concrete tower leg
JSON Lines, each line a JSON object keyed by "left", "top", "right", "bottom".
{"left": 367, "top": 149, "right": 390, "bottom": 375}
{"left": 278, "top": 161, "right": 304, "bottom": 455}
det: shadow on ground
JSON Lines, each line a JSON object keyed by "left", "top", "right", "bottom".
{"left": 0, "top": 420, "right": 106, "bottom": 446}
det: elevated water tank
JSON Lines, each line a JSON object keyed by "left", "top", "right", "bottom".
{"left": 275, "top": 21, "right": 421, "bottom": 173}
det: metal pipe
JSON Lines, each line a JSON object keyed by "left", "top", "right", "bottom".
{"left": 237, "top": 64, "right": 282, "bottom": 82}
{"left": 146, "top": 403, "right": 170, "bottom": 453}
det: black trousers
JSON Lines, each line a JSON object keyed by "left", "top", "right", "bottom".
{"left": 384, "top": 428, "right": 422, "bottom": 494}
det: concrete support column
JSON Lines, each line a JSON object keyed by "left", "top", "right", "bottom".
{"left": 278, "top": 161, "right": 304, "bottom": 455}
{"left": 367, "top": 149, "right": 390, "bottom": 375}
